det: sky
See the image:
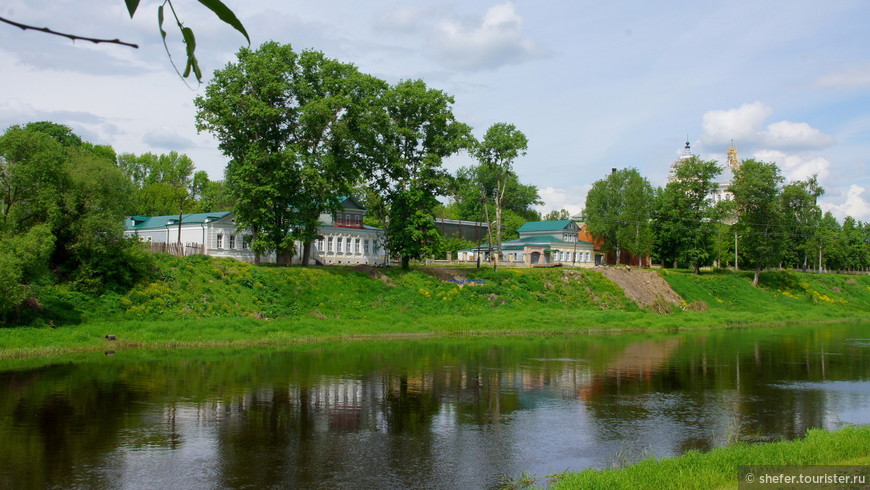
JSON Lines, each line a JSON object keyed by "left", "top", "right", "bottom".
{"left": 2, "top": 0, "right": 869, "bottom": 221}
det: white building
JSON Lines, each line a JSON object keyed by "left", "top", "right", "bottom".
{"left": 125, "top": 196, "right": 387, "bottom": 265}
{"left": 669, "top": 139, "right": 738, "bottom": 204}
{"left": 457, "top": 219, "right": 596, "bottom": 267}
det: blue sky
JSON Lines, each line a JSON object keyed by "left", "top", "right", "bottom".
{"left": 1, "top": 0, "right": 868, "bottom": 221}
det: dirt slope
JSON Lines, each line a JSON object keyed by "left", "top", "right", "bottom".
{"left": 597, "top": 267, "right": 683, "bottom": 308}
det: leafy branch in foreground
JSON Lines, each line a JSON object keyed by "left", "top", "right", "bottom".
{"left": 0, "top": 16, "right": 139, "bottom": 48}
{"left": 1, "top": 0, "right": 249, "bottom": 83}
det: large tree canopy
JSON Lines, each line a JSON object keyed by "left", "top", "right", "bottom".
{"left": 196, "top": 42, "right": 385, "bottom": 264}
{"left": 585, "top": 167, "right": 655, "bottom": 266}
{"left": 653, "top": 157, "right": 722, "bottom": 273}
{"left": 361, "top": 79, "right": 472, "bottom": 269}
{"left": 729, "top": 159, "right": 784, "bottom": 285}
{"left": 0, "top": 123, "right": 150, "bottom": 321}
{"left": 469, "top": 123, "right": 529, "bottom": 269}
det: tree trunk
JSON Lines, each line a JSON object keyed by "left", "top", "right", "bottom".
{"left": 301, "top": 240, "right": 311, "bottom": 266}
{"left": 818, "top": 246, "right": 823, "bottom": 273}
{"left": 752, "top": 268, "right": 761, "bottom": 286}
{"left": 494, "top": 195, "right": 502, "bottom": 271}
{"left": 615, "top": 244, "right": 621, "bottom": 265}
{"left": 401, "top": 255, "right": 410, "bottom": 270}
{"left": 482, "top": 198, "right": 495, "bottom": 270}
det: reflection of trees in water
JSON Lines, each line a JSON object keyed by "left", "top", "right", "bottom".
{"left": 0, "top": 327, "right": 867, "bottom": 487}
{"left": 0, "top": 365, "right": 149, "bottom": 488}
{"left": 580, "top": 329, "right": 866, "bottom": 457}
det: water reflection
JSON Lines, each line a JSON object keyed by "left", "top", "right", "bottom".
{"left": 0, "top": 323, "right": 868, "bottom": 488}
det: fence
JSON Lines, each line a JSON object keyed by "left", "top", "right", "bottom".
{"left": 147, "top": 242, "right": 205, "bottom": 257}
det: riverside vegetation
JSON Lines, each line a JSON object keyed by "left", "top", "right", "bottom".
{"left": 1, "top": 253, "right": 868, "bottom": 357}
{"left": 513, "top": 425, "right": 870, "bottom": 489}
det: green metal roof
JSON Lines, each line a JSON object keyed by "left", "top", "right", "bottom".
{"left": 126, "top": 211, "right": 232, "bottom": 231}
{"left": 459, "top": 237, "right": 594, "bottom": 252}
{"left": 517, "top": 220, "right": 575, "bottom": 232}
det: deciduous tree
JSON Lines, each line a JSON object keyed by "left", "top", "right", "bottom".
{"left": 654, "top": 157, "right": 722, "bottom": 273}
{"left": 729, "top": 159, "right": 783, "bottom": 286}
{"left": 585, "top": 168, "right": 655, "bottom": 266}
{"left": 470, "top": 123, "right": 528, "bottom": 270}
{"left": 362, "top": 79, "right": 472, "bottom": 269}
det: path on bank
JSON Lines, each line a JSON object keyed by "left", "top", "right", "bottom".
{"left": 416, "top": 265, "right": 684, "bottom": 309}
{"left": 596, "top": 267, "right": 683, "bottom": 308}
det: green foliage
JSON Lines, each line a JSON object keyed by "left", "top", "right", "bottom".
{"left": 362, "top": 79, "right": 472, "bottom": 269}
{"left": 469, "top": 123, "right": 530, "bottom": 268}
{"left": 730, "top": 159, "right": 784, "bottom": 284}
{"left": 0, "top": 225, "right": 54, "bottom": 319}
{"left": 125, "top": 0, "right": 249, "bottom": 83}
{"left": 542, "top": 208, "right": 570, "bottom": 221}
{"left": 196, "top": 42, "right": 384, "bottom": 262}
{"left": 118, "top": 151, "right": 196, "bottom": 216}
{"left": 0, "top": 123, "right": 153, "bottom": 320}
{"left": 654, "top": 157, "right": 722, "bottom": 273}
{"left": 779, "top": 176, "right": 823, "bottom": 269}
{"left": 551, "top": 425, "right": 870, "bottom": 490}
{"left": 660, "top": 269, "right": 870, "bottom": 316}
{"left": 585, "top": 168, "right": 655, "bottom": 264}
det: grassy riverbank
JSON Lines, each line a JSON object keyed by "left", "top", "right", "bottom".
{"left": 538, "top": 424, "right": 870, "bottom": 490}
{"left": 1, "top": 254, "right": 868, "bottom": 357}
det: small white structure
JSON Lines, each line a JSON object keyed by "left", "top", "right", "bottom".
{"left": 125, "top": 197, "right": 387, "bottom": 265}
{"left": 457, "top": 219, "right": 596, "bottom": 267}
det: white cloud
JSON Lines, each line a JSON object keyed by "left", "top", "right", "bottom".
{"left": 376, "top": 6, "right": 432, "bottom": 32}
{"left": 143, "top": 127, "right": 196, "bottom": 150}
{"left": 765, "top": 121, "right": 834, "bottom": 148}
{"left": 815, "top": 63, "right": 870, "bottom": 89}
{"left": 432, "top": 2, "right": 542, "bottom": 71}
{"left": 701, "top": 102, "right": 771, "bottom": 145}
{"left": 701, "top": 102, "right": 833, "bottom": 150}
{"left": 535, "top": 185, "right": 590, "bottom": 217}
{"left": 752, "top": 150, "right": 831, "bottom": 182}
{"left": 821, "top": 185, "right": 870, "bottom": 221}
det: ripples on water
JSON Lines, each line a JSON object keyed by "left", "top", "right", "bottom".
{"left": 1, "top": 323, "right": 868, "bottom": 488}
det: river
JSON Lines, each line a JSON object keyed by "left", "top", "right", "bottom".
{"left": 1, "top": 322, "right": 868, "bottom": 488}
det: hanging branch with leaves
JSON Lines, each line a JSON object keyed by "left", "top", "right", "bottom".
{"left": 1, "top": 0, "right": 249, "bottom": 83}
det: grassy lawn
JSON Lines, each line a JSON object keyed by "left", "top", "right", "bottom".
{"left": 1, "top": 255, "right": 868, "bottom": 358}
{"left": 522, "top": 425, "right": 870, "bottom": 489}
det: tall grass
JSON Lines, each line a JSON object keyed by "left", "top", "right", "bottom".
{"left": 2, "top": 255, "right": 868, "bottom": 357}
{"left": 549, "top": 425, "right": 870, "bottom": 489}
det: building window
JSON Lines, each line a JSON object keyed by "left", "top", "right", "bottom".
{"left": 354, "top": 238, "right": 361, "bottom": 254}
{"left": 242, "top": 235, "right": 250, "bottom": 250}
{"left": 229, "top": 234, "right": 236, "bottom": 249}
{"left": 354, "top": 214, "right": 361, "bottom": 227}
{"left": 328, "top": 237, "right": 334, "bottom": 253}
{"left": 317, "top": 238, "right": 324, "bottom": 251}
{"left": 345, "top": 237, "right": 352, "bottom": 253}
{"left": 216, "top": 234, "right": 223, "bottom": 249}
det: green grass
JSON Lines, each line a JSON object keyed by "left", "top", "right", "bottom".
{"left": 1, "top": 255, "right": 868, "bottom": 358}
{"left": 545, "top": 425, "right": 870, "bottom": 490}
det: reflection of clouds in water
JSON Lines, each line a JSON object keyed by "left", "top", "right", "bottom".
{"left": 770, "top": 381, "right": 870, "bottom": 394}
{"left": 527, "top": 358, "right": 585, "bottom": 362}
{"left": 845, "top": 339, "right": 870, "bottom": 347}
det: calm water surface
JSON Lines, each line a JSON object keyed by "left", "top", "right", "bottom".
{"left": 1, "top": 322, "right": 869, "bottom": 488}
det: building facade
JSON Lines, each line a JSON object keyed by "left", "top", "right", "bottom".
{"left": 125, "top": 197, "right": 387, "bottom": 265}
{"left": 457, "top": 219, "right": 596, "bottom": 267}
